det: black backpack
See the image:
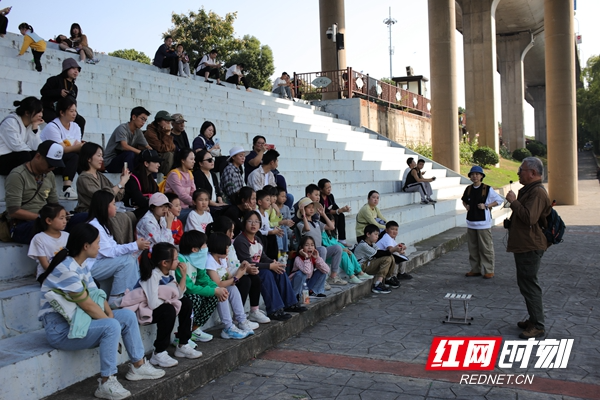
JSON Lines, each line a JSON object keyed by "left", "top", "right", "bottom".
{"left": 542, "top": 207, "right": 565, "bottom": 245}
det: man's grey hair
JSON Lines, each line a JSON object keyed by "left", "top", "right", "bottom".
{"left": 522, "top": 157, "right": 544, "bottom": 176}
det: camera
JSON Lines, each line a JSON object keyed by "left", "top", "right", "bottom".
{"left": 67, "top": 89, "right": 77, "bottom": 99}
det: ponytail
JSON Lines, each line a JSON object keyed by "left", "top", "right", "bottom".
{"left": 34, "top": 204, "right": 66, "bottom": 236}
{"left": 139, "top": 242, "right": 177, "bottom": 281}
{"left": 18, "top": 23, "right": 34, "bottom": 32}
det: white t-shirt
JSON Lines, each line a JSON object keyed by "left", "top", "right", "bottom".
{"left": 40, "top": 118, "right": 82, "bottom": 147}
{"left": 273, "top": 77, "right": 286, "bottom": 89}
{"left": 259, "top": 209, "right": 271, "bottom": 236}
{"left": 197, "top": 54, "right": 219, "bottom": 72}
{"left": 205, "top": 253, "right": 230, "bottom": 280}
{"left": 225, "top": 65, "right": 242, "bottom": 80}
{"left": 376, "top": 233, "right": 397, "bottom": 251}
{"left": 28, "top": 231, "right": 69, "bottom": 278}
{"left": 185, "top": 210, "right": 213, "bottom": 233}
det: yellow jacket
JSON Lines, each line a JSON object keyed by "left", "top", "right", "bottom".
{"left": 19, "top": 34, "right": 47, "bottom": 55}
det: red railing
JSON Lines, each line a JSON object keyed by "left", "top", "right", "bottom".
{"left": 293, "top": 67, "right": 431, "bottom": 117}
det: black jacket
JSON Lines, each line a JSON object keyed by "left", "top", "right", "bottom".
{"left": 40, "top": 74, "right": 78, "bottom": 122}
{"left": 193, "top": 170, "right": 223, "bottom": 200}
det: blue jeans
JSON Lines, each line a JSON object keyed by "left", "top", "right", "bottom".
{"left": 91, "top": 254, "right": 140, "bottom": 296}
{"left": 42, "top": 310, "right": 144, "bottom": 377}
{"left": 276, "top": 228, "right": 289, "bottom": 252}
{"left": 258, "top": 269, "right": 298, "bottom": 314}
{"left": 11, "top": 220, "right": 35, "bottom": 244}
{"left": 291, "top": 269, "right": 327, "bottom": 296}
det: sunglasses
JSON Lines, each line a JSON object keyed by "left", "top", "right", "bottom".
{"left": 203, "top": 158, "right": 214, "bottom": 163}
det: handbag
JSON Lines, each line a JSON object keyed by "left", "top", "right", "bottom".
{"left": 0, "top": 211, "right": 12, "bottom": 242}
{"left": 44, "top": 280, "right": 89, "bottom": 324}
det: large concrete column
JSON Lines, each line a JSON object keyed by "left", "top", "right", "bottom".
{"left": 497, "top": 32, "right": 533, "bottom": 151}
{"left": 428, "top": 0, "right": 459, "bottom": 172}
{"left": 460, "top": 0, "right": 499, "bottom": 153}
{"left": 527, "top": 86, "right": 547, "bottom": 144}
{"left": 319, "top": 0, "right": 347, "bottom": 100}
{"left": 545, "top": 0, "right": 577, "bottom": 205}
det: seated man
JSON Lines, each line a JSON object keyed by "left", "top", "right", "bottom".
{"left": 196, "top": 49, "right": 224, "bottom": 85}
{"left": 104, "top": 107, "right": 153, "bottom": 173}
{"left": 272, "top": 72, "right": 293, "bottom": 99}
{"left": 170, "top": 113, "right": 190, "bottom": 152}
{"left": 247, "top": 150, "right": 279, "bottom": 191}
{"left": 143, "top": 110, "right": 175, "bottom": 175}
{"left": 5, "top": 140, "right": 62, "bottom": 244}
{"left": 152, "top": 35, "right": 178, "bottom": 76}
{"left": 225, "top": 63, "right": 251, "bottom": 91}
{"left": 403, "top": 157, "right": 436, "bottom": 204}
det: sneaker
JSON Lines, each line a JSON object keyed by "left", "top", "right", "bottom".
{"left": 95, "top": 376, "right": 131, "bottom": 400}
{"left": 60, "top": 186, "right": 78, "bottom": 200}
{"left": 191, "top": 328, "right": 213, "bottom": 342}
{"left": 205, "top": 79, "right": 213, "bottom": 83}
{"left": 85, "top": 59, "right": 96, "bottom": 65}
{"left": 65, "top": 48, "right": 78, "bottom": 53}
{"left": 125, "top": 359, "right": 165, "bottom": 381}
{"left": 348, "top": 275, "right": 362, "bottom": 284}
{"left": 483, "top": 273, "right": 495, "bottom": 279}
{"left": 309, "top": 290, "right": 327, "bottom": 298}
{"left": 221, "top": 324, "right": 249, "bottom": 340}
{"left": 217, "top": 82, "right": 225, "bottom": 86}
{"left": 371, "top": 282, "right": 391, "bottom": 294}
{"left": 248, "top": 309, "right": 271, "bottom": 324}
{"left": 427, "top": 198, "right": 437, "bottom": 204}
{"left": 357, "top": 272, "right": 373, "bottom": 280}
{"left": 384, "top": 277, "right": 400, "bottom": 288}
{"left": 517, "top": 319, "right": 533, "bottom": 330}
{"left": 267, "top": 309, "right": 292, "bottom": 321}
{"left": 149, "top": 351, "right": 178, "bottom": 368}
{"left": 174, "top": 343, "right": 203, "bottom": 359}
{"left": 92, "top": 58, "right": 100, "bottom": 64}
{"left": 327, "top": 276, "right": 348, "bottom": 285}
{"left": 284, "top": 303, "right": 308, "bottom": 313}
{"left": 519, "top": 326, "right": 545, "bottom": 339}
{"left": 420, "top": 199, "right": 430, "bottom": 205}
{"left": 172, "top": 338, "right": 198, "bottom": 349}
{"left": 324, "top": 281, "right": 331, "bottom": 290}
{"left": 238, "top": 319, "right": 259, "bottom": 332}
{"left": 397, "top": 273, "right": 413, "bottom": 280}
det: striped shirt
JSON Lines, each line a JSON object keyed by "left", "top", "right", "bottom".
{"left": 38, "top": 257, "right": 97, "bottom": 319}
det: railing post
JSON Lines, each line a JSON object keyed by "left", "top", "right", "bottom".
{"left": 347, "top": 67, "right": 352, "bottom": 99}
{"left": 366, "top": 74, "right": 370, "bottom": 102}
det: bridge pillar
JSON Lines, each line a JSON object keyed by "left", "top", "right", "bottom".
{"left": 545, "top": 0, "right": 577, "bottom": 205}
{"left": 319, "top": 0, "right": 347, "bottom": 101}
{"left": 497, "top": 32, "right": 533, "bottom": 151}
{"left": 428, "top": 0, "right": 459, "bottom": 172}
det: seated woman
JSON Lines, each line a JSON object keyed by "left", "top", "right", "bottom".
{"left": 194, "top": 149, "right": 227, "bottom": 212}
{"left": 176, "top": 44, "right": 191, "bottom": 78}
{"left": 355, "top": 190, "right": 387, "bottom": 242}
{"left": 221, "top": 146, "right": 246, "bottom": 204}
{"left": 318, "top": 178, "right": 350, "bottom": 245}
{"left": 165, "top": 148, "right": 196, "bottom": 223}
{"left": 0, "top": 97, "right": 42, "bottom": 175}
{"left": 192, "top": 121, "right": 226, "bottom": 172}
{"left": 73, "top": 142, "right": 135, "bottom": 243}
{"left": 223, "top": 186, "right": 256, "bottom": 237}
{"left": 59, "top": 23, "right": 98, "bottom": 64}
{"left": 86, "top": 190, "right": 150, "bottom": 307}
{"left": 233, "top": 211, "right": 306, "bottom": 321}
{"left": 123, "top": 149, "right": 160, "bottom": 219}
{"left": 40, "top": 96, "right": 83, "bottom": 200}
{"left": 38, "top": 224, "right": 164, "bottom": 400}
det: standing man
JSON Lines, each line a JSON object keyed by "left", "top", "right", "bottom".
{"left": 170, "top": 113, "right": 190, "bottom": 152}
{"left": 462, "top": 166, "right": 503, "bottom": 279}
{"left": 505, "top": 157, "right": 551, "bottom": 339}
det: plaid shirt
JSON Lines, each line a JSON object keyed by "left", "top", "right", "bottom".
{"left": 221, "top": 163, "right": 245, "bottom": 203}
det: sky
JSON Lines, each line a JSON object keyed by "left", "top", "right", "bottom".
{"left": 5, "top": 0, "right": 600, "bottom": 137}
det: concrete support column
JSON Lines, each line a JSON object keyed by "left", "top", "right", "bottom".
{"left": 460, "top": 0, "right": 499, "bottom": 153}
{"left": 545, "top": 0, "right": 577, "bottom": 205}
{"left": 428, "top": 0, "right": 459, "bottom": 172}
{"left": 497, "top": 32, "right": 533, "bottom": 151}
{"left": 319, "top": 0, "right": 347, "bottom": 101}
{"left": 526, "top": 86, "right": 547, "bottom": 144}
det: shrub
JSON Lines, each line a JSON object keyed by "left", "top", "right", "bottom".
{"left": 459, "top": 141, "right": 474, "bottom": 165}
{"left": 473, "top": 147, "right": 499, "bottom": 167}
{"left": 526, "top": 142, "right": 547, "bottom": 157}
{"left": 499, "top": 144, "right": 512, "bottom": 159}
{"left": 512, "top": 148, "right": 532, "bottom": 162}
{"left": 405, "top": 143, "right": 432, "bottom": 159}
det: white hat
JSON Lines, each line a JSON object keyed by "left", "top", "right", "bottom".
{"left": 227, "top": 146, "right": 246, "bottom": 160}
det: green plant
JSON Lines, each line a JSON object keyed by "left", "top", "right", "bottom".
{"left": 108, "top": 49, "right": 151, "bottom": 65}
{"left": 473, "top": 147, "right": 499, "bottom": 167}
{"left": 405, "top": 142, "right": 433, "bottom": 159}
{"left": 526, "top": 141, "right": 547, "bottom": 157}
{"left": 512, "top": 148, "right": 532, "bottom": 162}
{"left": 499, "top": 144, "right": 512, "bottom": 159}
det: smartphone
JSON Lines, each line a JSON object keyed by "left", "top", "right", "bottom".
{"left": 265, "top": 144, "right": 275, "bottom": 150}
{"left": 214, "top": 137, "right": 220, "bottom": 144}
{"left": 124, "top": 162, "right": 128, "bottom": 171}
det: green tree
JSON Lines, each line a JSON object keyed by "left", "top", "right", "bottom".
{"left": 108, "top": 49, "right": 151, "bottom": 65}
{"left": 228, "top": 35, "right": 274, "bottom": 91}
{"left": 380, "top": 77, "right": 396, "bottom": 86}
{"left": 577, "top": 55, "right": 600, "bottom": 151}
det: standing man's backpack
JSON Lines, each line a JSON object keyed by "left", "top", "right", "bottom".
{"left": 542, "top": 207, "right": 565, "bottom": 245}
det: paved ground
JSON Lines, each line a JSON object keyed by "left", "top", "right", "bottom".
{"left": 183, "top": 152, "right": 600, "bottom": 400}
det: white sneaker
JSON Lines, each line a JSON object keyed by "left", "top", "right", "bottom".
{"left": 248, "top": 309, "right": 270, "bottom": 324}
{"left": 60, "top": 186, "right": 78, "bottom": 200}
{"left": 221, "top": 324, "right": 249, "bottom": 339}
{"left": 172, "top": 338, "right": 198, "bottom": 349}
{"left": 191, "top": 328, "right": 213, "bottom": 342}
{"left": 174, "top": 343, "right": 203, "bottom": 359}
{"left": 149, "top": 350, "right": 178, "bottom": 368}
{"left": 94, "top": 376, "right": 131, "bottom": 400}
{"left": 238, "top": 319, "right": 259, "bottom": 332}
{"left": 125, "top": 359, "right": 165, "bottom": 381}
{"left": 324, "top": 281, "right": 331, "bottom": 290}
{"left": 327, "top": 276, "right": 348, "bottom": 285}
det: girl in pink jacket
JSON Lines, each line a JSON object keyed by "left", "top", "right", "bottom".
{"left": 289, "top": 236, "right": 330, "bottom": 299}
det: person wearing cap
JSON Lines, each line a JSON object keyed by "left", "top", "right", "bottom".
{"left": 221, "top": 146, "right": 246, "bottom": 204}
{"left": 170, "top": 113, "right": 190, "bottom": 152}
{"left": 40, "top": 58, "right": 86, "bottom": 135}
{"left": 124, "top": 149, "right": 161, "bottom": 217}
{"left": 4, "top": 140, "right": 61, "bottom": 244}
{"left": 104, "top": 106, "right": 153, "bottom": 173}
{"left": 144, "top": 110, "right": 176, "bottom": 175}
{"left": 136, "top": 193, "right": 175, "bottom": 246}
{"left": 402, "top": 157, "right": 436, "bottom": 205}
{"left": 462, "top": 165, "right": 503, "bottom": 279}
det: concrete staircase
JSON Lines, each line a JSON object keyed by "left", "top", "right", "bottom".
{"left": 0, "top": 32, "right": 510, "bottom": 399}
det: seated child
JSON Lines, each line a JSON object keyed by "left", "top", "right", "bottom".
{"left": 206, "top": 232, "right": 258, "bottom": 339}
{"left": 377, "top": 221, "right": 413, "bottom": 286}
{"left": 321, "top": 231, "right": 372, "bottom": 284}
{"left": 290, "top": 236, "right": 329, "bottom": 298}
{"left": 136, "top": 193, "right": 175, "bottom": 245}
{"left": 272, "top": 186, "right": 295, "bottom": 254}
{"left": 257, "top": 189, "right": 283, "bottom": 260}
{"left": 353, "top": 224, "right": 396, "bottom": 294}
{"left": 185, "top": 189, "right": 213, "bottom": 233}
{"left": 165, "top": 193, "right": 183, "bottom": 245}
{"left": 28, "top": 204, "right": 69, "bottom": 283}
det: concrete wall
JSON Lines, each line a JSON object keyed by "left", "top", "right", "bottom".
{"left": 315, "top": 98, "right": 432, "bottom": 145}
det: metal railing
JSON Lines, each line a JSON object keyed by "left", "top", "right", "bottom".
{"left": 293, "top": 67, "right": 431, "bottom": 117}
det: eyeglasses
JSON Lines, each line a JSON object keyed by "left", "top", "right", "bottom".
{"left": 246, "top": 220, "right": 261, "bottom": 225}
{"left": 518, "top": 167, "right": 531, "bottom": 174}
{"left": 138, "top": 116, "right": 148, "bottom": 122}
{"left": 203, "top": 158, "right": 214, "bottom": 163}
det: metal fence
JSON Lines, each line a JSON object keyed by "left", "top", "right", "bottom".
{"left": 293, "top": 67, "right": 431, "bottom": 117}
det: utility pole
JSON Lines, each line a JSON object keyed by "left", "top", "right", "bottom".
{"left": 383, "top": 7, "right": 397, "bottom": 79}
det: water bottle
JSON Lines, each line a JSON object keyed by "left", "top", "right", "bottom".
{"left": 302, "top": 283, "right": 310, "bottom": 304}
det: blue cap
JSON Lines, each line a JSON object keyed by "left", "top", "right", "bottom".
{"left": 468, "top": 165, "right": 485, "bottom": 178}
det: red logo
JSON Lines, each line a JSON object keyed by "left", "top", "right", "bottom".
{"left": 426, "top": 337, "right": 502, "bottom": 370}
